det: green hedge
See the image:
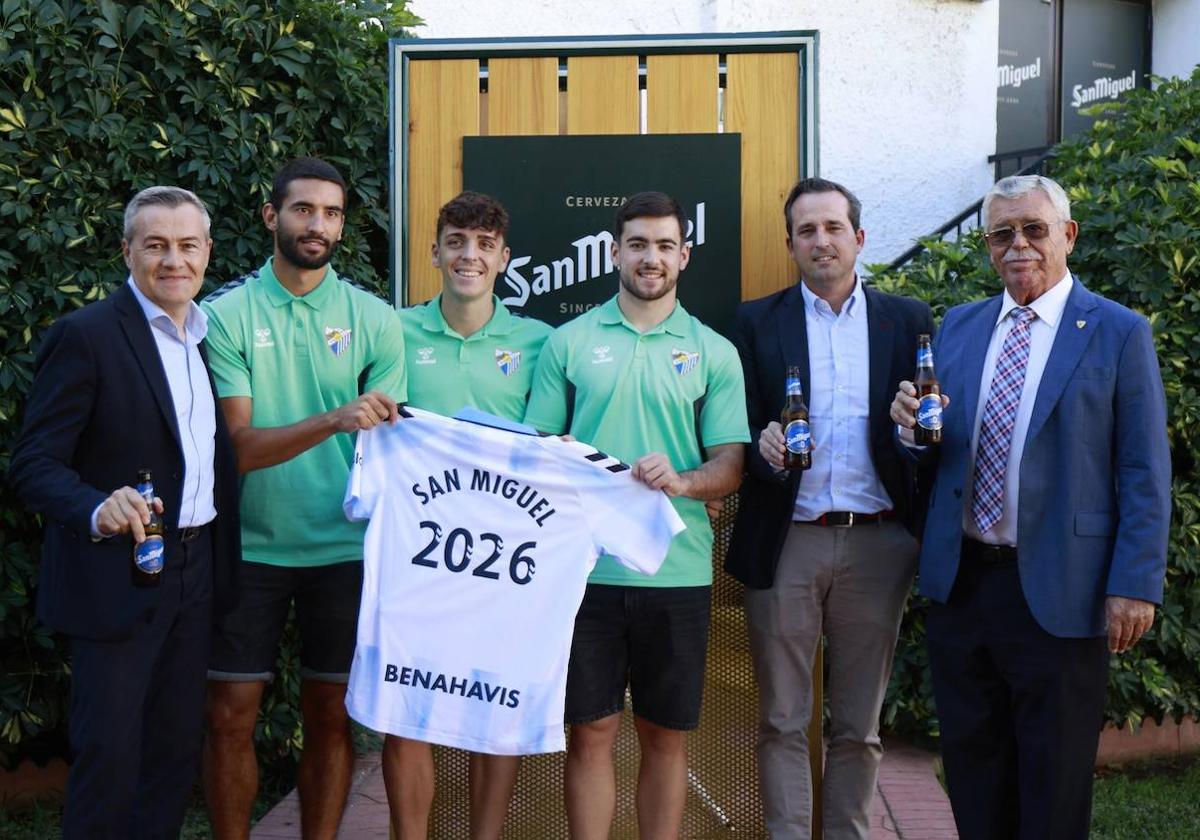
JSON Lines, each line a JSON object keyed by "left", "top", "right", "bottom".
{"left": 0, "top": 0, "right": 418, "bottom": 770}
{"left": 873, "top": 68, "right": 1200, "bottom": 738}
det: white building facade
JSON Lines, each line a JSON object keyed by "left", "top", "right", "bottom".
{"left": 411, "top": 0, "right": 1199, "bottom": 267}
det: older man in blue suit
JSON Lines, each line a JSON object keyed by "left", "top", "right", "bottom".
{"left": 890, "top": 174, "right": 1170, "bottom": 840}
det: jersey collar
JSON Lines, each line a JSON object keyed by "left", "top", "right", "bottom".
{"left": 422, "top": 294, "right": 515, "bottom": 339}
{"left": 598, "top": 295, "right": 690, "bottom": 337}
{"left": 259, "top": 257, "right": 340, "bottom": 310}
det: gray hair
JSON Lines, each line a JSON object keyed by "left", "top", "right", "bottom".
{"left": 123, "top": 186, "right": 211, "bottom": 240}
{"left": 982, "top": 175, "right": 1071, "bottom": 228}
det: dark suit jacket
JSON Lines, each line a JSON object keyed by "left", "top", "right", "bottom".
{"left": 9, "top": 283, "right": 240, "bottom": 641}
{"left": 915, "top": 279, "right": 1170, "bottom": 637}
{"left": 725, "top": 282, "right": 934, "bottom": 589}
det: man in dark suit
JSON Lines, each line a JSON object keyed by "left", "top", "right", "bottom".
{"left": 9, "top": 186, "right": 240, "bottom": 838}
{"left": 890, "top": 174, "right": 1171, "bottom": 839}
{"left": 726, "top": 178, "right": 933, "bottom": 838}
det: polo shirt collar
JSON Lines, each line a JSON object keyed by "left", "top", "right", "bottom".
{"left": 421, "top": 294, "right": 515, "bottom": 339}
{"left": 599, "top": 295, "right": 691, "bottom": 337}
{"left": 259, "top": 257, "right": 339, "bottom": 310}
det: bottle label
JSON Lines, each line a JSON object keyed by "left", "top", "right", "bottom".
{"left": 785, "top": 376, "right": 802, "bottom": 396}
{"left": 784, "top": 419, "right": 812, "bottom": 454}
{"left": 134, "top": 535, "right": 165, "bottom": 575}
{"left": 916, "top": 394, "right": 943, "bottom": 431}
{"left": 136, "top": 480, "right": 154, "bottom": 501}
{"left": 917, "top": 346, "right": 933, "bottom": 368}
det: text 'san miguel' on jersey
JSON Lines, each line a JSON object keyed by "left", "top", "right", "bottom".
{"left": 343, "top": 407, "right": 685, "bottom": 756}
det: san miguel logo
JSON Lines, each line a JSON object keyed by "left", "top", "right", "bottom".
{"left": 997, "top": 57, "right": 1041, "bottom": 90}
{"left": 1071, "top": 70, "right": 1137, "bottom": 109}
{"left": 500, "top": 202, "right": 709, "bottom": 313}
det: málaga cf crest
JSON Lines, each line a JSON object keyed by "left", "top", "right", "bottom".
{"left": 495, "top": 349, "right": 521, "bottom": 377}
{"left": 671, "top": 348, "right": 700, "bottom": 376}
{"left": 325, "top": 327, "right": 352, "bottom": 356}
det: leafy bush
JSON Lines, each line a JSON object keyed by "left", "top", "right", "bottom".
{"left": 0, "top": 0, "right": 418, "bottom": 771}
{"left": 872, "top": 68, "right": 1200, "bottom": 737}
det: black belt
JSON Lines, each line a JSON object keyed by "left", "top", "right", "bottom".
{"left": 177, "top": 525, "right": 208, "bottom": 542}
{"left": 797, "top": 511, "right": 895, "bottom": 527}
{"left": 962, "top": 537, "right": 1017, "bottom": 565}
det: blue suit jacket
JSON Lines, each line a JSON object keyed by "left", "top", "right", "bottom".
{"left": 917, "top": 279, "right": 1171, "bottom": 638}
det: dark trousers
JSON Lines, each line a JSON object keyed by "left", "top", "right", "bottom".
{"left": 926, "top": 544, "right": 1108, "bottom": 840}
{"left": 63, "top": 527, "right": 213, "bottom": 840}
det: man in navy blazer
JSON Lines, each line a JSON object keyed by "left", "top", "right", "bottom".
{"left": 891, "top": 174, "right": 1170, "bottom": 840}
{"left": 9, "top": 186, "right": 240, "bottom": 838}
{"left": 726, "top": 178, "right": 933, "bottom": 838}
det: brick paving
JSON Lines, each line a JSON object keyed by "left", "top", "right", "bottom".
{"left": 253, "top": 740, "right": 956, "bottom": 839}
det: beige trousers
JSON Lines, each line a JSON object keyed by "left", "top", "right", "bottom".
{"left": 744, "top": 520, "right": 918, "bottom": 840}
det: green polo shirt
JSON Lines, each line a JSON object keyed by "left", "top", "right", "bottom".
{"left": 524, "top": 296, "right": 749, "bottom": 587}
{"left": 401, "top": 294, "right": 552, "bottom": 421}
{"left": 202, "top": 258, "right": 407, "bottom": 567}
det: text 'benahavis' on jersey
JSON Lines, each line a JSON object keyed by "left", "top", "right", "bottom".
{"left": 343, "top": 407, "right": 685, "bottom": 755}
{"left": 202, "top": 259, "right": 408, "bottom": 567}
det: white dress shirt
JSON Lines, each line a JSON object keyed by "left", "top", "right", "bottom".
{"left": 793, "top": 277, "right": 893, "bottom": 520}
{"left": 963, "top": 272, "right": 1073, "bottom": 546}
{"left": 90, "top": 280, "right": 217, "bottom": 535}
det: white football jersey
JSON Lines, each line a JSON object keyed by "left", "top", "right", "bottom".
{"left": 344, "top": 407, "right": 685, "bottom": 755}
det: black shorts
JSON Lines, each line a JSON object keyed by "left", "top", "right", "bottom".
{"left": 208, "top": 560, "right": 363, "bottom": 683}
{"left": 564, "top": 583, "right": 711, "bottom": 731}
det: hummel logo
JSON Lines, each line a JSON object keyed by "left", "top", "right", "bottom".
{"left": 592, "top": 345, "right": 613, "bottom": 364}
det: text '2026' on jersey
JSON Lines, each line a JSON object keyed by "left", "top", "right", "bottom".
{"left": 343, "top": 407, "right": 686, "bottom": 755}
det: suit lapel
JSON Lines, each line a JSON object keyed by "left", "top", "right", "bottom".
{"left": 956, "top": 296, "right": 1004, "bottom": 430}
{"left": 114, "top": 284, "right": 183, "bottom": 452}
{"left": 1026, "top": 279, "right": 1099, "bottom": 443}
{"left": 863, "top": 287, "right": 896, "bottom": 422}
{"left": 776, "top": 283, "right": 812, "bottom": 397}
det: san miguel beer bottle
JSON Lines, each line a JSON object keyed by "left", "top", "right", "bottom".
{"left": 782, "top": 365, "right": 812, "bottom": 471}
{"left": 914, "top": 334, "right": 943, "bottom": 445}
{"left": 132, "top": 469, "right": 165, "bottom": 586}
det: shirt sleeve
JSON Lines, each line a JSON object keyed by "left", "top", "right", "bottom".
{"left": 201, "top": 301, "right": 252, "bottom": 398}
{"left": 363, "top": 307, "right": 408, "bottom": 403}
{"left": 523, "top": 330, "right": 570, "bottom": 434}
{"left": 344, "top": 426, "right": 377, "bottom": 521}
{"left": 699, "top": 337, "right": 751, "bottom": 447}
{"left": 559, "top": 441, "right": 685, "bottom": 575}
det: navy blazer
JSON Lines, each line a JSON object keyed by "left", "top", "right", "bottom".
{"left": 9, "top": 283, "right": 240, "bottom": 641}
{"left": 916, "top": 279, "right": 1171, "bottom": 638}
{"left": 725, "top": 281, "right": 934, "bottom": 589}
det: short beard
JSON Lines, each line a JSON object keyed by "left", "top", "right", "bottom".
{"left": 619, "top": 267, "right": 676, "bottom": 302}
{"left": 278, "top": 233, "right": 338, "bottom": 271}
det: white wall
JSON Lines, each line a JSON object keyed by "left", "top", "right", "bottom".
{"left": 1153, "top": 0, "right": 1200, "bottom": 82}
{"left": 409, "top": 0, "right": 999, "bottom": 268}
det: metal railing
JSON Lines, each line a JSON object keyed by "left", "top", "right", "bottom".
{"left": 884, "top": 146, "right": 1052, "bottom": 273}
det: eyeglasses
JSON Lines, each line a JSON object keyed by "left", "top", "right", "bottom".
{"left": 982, "top": 220, "right": 1064, "bottom": 248}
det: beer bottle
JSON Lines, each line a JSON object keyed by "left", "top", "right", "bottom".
{"left": 914, "top": 334, "right": 942, "bottom": 445}
{"left": 781, "top": 365, "right": 812, "bottom": 471}
{"left": 132, "top": 469, "right": 165, "bottom": 587}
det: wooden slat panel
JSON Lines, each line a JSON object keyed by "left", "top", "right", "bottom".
{"left": 646, "top": 54, "right": 718, "bottom": 133}
{"left": 488, "top": 57, "right": 559, "bottom": 136}
{"left": 726, "top": 52, "right": 800, "bottom": 301}
{"left": 406, "top": 58, "right": 480, "bottom": 305}
{"left": 566, "top": 56, "right": 640, "bottom": 134}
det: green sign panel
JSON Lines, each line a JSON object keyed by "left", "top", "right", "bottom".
{"left": 463, "top": 134, "right": 742, "bottom": 334}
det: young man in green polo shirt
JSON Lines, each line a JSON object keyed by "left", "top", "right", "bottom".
{"left": 525, "top": 191, "right": 749, "bottom": 840}
{"left": 386, "top": 191, "right": 551, "bottom": 840}
{"left": 201, "top": 157, "right": 407, "bottom": 840}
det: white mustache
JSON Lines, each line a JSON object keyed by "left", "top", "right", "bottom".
{"left": 1003, "top": 249, "right": 1039, "bottom": 262}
